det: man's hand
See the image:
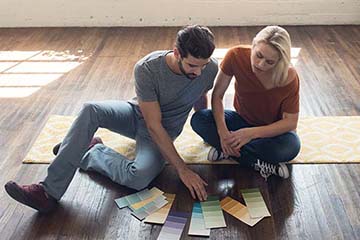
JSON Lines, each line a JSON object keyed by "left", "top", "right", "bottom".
{"left": 178, "top": 167, "right": 208, "bottom": 201}
{"left": 138, "top": 100, "right": 208, "bottom": 200}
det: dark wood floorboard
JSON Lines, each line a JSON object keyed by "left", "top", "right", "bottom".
{"left": 0, "top": 26, "right": 359, "bottom": 240}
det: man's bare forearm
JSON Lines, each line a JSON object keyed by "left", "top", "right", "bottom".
{"left": 147, "top": 124, "right": 187, "bottom": 171}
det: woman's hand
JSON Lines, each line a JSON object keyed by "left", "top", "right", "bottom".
{"left": 218, "top": 129, "right": 241, "bottom": 157}
{"left": 227, "top": 128, "right": 255, "bottom": 152}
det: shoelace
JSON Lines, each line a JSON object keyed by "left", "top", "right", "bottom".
{"left": 220, "top": 152, "right": 229, "bottom": 160}
{"left": 210, "top": 148, "right": 237, "bottom": 161}
{"left": 211, "top": 149, "right": 228, "bottom": 160}
{"left": 254, "top": 159, "right": 277, "bottom": 181}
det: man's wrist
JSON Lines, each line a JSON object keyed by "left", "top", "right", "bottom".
{"left": 175, "top": 161, "right": 187, "bottom": 173}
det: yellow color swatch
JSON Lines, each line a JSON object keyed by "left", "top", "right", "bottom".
{"left": 144, "top": 193, "right": 176, "bottom": 224}
{"left": 220, "top": 196, "right": 263, "bottom": 227}
{"left": 129, "top": 187, "right": 164, "bottom": 210}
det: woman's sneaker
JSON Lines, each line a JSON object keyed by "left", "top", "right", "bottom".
{"left": 207, "top": 147, "right": 229, "bottom": 161}
{"left": 253, "top": 159, "right": 290, "bottom": 180}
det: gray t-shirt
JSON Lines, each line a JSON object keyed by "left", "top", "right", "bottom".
{"left": 129, "top": 50, "right": 218, "bottom": 139}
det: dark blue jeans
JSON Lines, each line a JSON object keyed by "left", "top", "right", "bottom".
{"left": 190, "top": 109, "right": 301, "bottom": 167}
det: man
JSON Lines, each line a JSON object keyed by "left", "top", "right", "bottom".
{"left": 5, "top": 25, "right": 218, "bottom": 213}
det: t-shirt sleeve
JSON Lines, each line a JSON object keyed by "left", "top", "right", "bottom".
{"left": 220, "top": 48, "right": 235, "bottom": 76}
{"left": 134, "top": 63, "right": 158, "bottom": 102}
{"left": 205, "top": 58, "right": 219, "bottom": 92}
{"left": 281, "top": 73, "right": 300, "bottom": 114}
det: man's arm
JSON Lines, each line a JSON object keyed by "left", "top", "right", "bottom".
{"left": 138, "top": 100, "right": 208, "bottom": 201}
{"left": 193, "top": 93, "right": 208, "bottom": 112}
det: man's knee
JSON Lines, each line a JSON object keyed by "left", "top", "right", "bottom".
{"left": 124, "top": 161, "right": 165, "bottom": 190}
{"left": 124, "top": 172, "right": 158, "bottom": 191}
{"left": 81, "top": 102, "right": 98, "bottom": 115}
{"left": 78, "top": 102, "right": 103, "bottom": 125}
{"left": 129, "top": 179, "right": 152, "bottom": 191}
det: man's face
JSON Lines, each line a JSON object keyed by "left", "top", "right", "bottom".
{"left": 178, "top": 54, "right": 211, "bottom": 80}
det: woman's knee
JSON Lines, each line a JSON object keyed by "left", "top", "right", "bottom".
{"left": 190, "top": 109, "right": 215, "bottom": 133}
{"left": 288, "top": 131, "right": 301, "bottom": 157}
{"left": 274, "top": 132, "right": 301, "bottom": 162}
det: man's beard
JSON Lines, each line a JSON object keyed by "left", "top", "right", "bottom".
{"left": 178, "top": 60, "right": 197, "bottom": 80}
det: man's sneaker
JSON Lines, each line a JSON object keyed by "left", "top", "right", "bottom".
{"left": 253, "top": 159, "right": 290, "bottom": 180}
{"left": 207, "top": 147, "right": 229, "bottom": 161}
{"left": 53, "top": 137, "right": 103, "bottom": 155}
{"left": 4, "top": 181, "right": 58, "bottom": 213}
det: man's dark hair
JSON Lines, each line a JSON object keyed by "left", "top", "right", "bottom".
{"left": 175, "top": 25, "right": 215, "bottom": 59}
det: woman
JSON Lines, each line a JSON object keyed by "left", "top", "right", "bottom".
{"left": 191, "top": 26, "right": 301, "bottom": 180}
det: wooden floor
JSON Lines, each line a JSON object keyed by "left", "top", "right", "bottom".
{"left": 0, "top": 26, "right": 360, "bottom": 240}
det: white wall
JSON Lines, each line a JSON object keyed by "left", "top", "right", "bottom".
{"left": 1, "top": 0, "right": 359, "bottom": 27}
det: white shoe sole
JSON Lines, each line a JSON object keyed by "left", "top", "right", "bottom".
{"left": 278, "top": 163, "right": 290, "bottom": 179}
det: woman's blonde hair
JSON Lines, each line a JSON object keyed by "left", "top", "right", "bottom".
{"left": 252, "top": 26, "right": 291, "bottom": 87}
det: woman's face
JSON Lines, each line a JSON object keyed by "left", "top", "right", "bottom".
{"left": 251, "top": 41, "right": 280, "bottom": 74}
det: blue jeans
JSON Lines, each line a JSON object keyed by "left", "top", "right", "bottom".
{"left": 42, "top": 101, "right": 166, "bottom": 200}
{"left": 190, "top": 109, "right": 301, "bottom": 167}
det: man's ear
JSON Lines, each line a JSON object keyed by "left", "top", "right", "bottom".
{"left": 173, "top": 47, "right": 181, "bottom": 60}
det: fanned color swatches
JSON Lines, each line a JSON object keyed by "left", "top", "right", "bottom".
{"left": 130, "top": 187, "right": 164, "bottom": 210}
{"left": 188, "top": 202, "right": 210, "bottom": 236}
{"left": 131, "top": 195, "right": 168, "bottom": 220}
{"left": 241, "top": 188, "right": 271, "bottom": 218}
{"left": 200, "top": 196, "right": 226, "bottom": 228}
{"left": 220, "top": 196, "right": 263, "bottom": 226}
{"left": 157, "top": 212, "right": 189, "bottom": 240}
{"left": 115, "top": 188, "right": 152, "bottom": 208}
{"left": 145, "top": 193, "right": 176, "bottom": 224}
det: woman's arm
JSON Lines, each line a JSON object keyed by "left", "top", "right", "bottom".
{"left": 251, "top": 112, "right": 298, "bottom": 138}
{"left": 212, "top": 70, "right": 232, "bottom": 133}
{"left": 211, "top": 70, "right": 240, "bottom": 156}
{"left": 229, "top": 112, "right": 299, "bottom": 151}
{"left": 228, "top": 67, "right": 300, "bottom": 151}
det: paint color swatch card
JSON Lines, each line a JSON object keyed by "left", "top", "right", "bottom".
{"left": 200, "top": 196, "right": 226, "bottom": 228}
{"left": 188, "top": 202, "right": 210, "bottom": 236}
{"left": 145, "top": 193, "right": 176, "bottom": 224}
{"left": 241, "top": 188, "right": 271, "bottom": 218}
{"left": 131, "top": 195, "right": 168, "bottom": 220}
{"left": 115, "top": 188, "right": 152, "bottom": 209}
{"left": 220, "top": 196, "right": 263, "bottom": 227}
{"left": 157, "top": 212, "right": 189, "bottom": 240}
{"left": 130, "top": 187, "right": 164, "bottom": 211}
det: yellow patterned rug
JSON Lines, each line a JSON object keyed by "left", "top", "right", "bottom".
{"left": 23, "top": 115, "right": 360, "bottom": 164}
